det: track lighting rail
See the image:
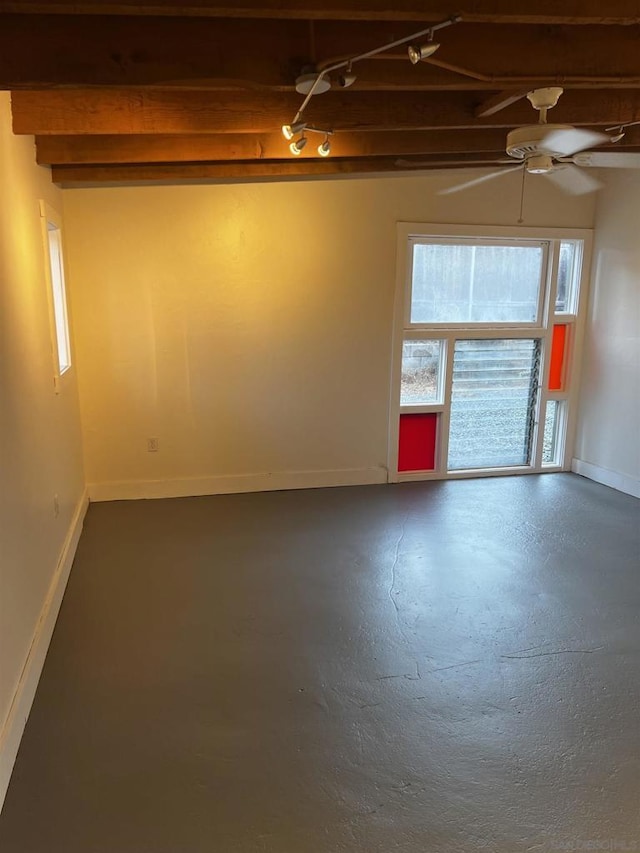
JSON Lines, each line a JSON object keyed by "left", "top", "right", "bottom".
{"left": 281, "top": 14, "right": 461, "bottom": 155}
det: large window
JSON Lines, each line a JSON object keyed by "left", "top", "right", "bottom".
{"left": 410, "top": 240, "right": 545, "bottom": 325}
{"left": 389, "top": 224, "right": 591, "bottom": 481}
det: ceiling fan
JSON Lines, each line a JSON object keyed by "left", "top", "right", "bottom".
{"left": 398, "top": 87, "right": 640, "bottom": 195}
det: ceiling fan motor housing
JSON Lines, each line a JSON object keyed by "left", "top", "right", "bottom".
{"left": 506, "top": 124, "right": 575, "bottom": 160}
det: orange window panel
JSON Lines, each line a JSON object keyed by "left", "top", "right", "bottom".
{"left": 549, "top": 324, "right": 567, "bottom": 391}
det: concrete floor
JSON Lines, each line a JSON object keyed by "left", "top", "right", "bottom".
{"left": 1, "top": 474, "right": 639, "bottom": 852}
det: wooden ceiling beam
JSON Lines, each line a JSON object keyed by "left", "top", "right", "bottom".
{"left": 475, "top": 90, "right": 530, "bottom": 118}
{"left": 2, "top": 17, "right": 640, "bottom": 90}
{"left": 50, "top": 156, "right": 515, "bottom": 185}
{"left": 34, "top": 130, "right": 512, "bottom": 165}
{"left": 36, "top": 127, "right": 640, "bottom": 166}
{"left": 13, "top": 89, "right": 640, "bottom": 136}
{"left": 357, "top": 74, "right": 640, "bottom": 92}
{"left": 0, "top": 14, "right": 304, "bottom": 90}
{"left": 49, "top": 159, "right": 399, "bottom": 185}
{"left": 1, "top": 2, "right": 638, "bottom": 25}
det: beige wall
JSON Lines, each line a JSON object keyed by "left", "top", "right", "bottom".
{"left": 63, "top": 170, "right": 596, "bottom": 498}
{"left": 0, "top": 93, "right": 85, "bottom": 798}
{"left": 575, "top": 170, "right": 640, "bottom": 497}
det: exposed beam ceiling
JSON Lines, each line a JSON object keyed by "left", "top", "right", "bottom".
{"left": 1, "top": 2, "right": 639, "bottom": 24}
{"left": 3, "top": 3, "right": 640, "bottom": 184}
{"left": 3, "top": 18, "right": 640, "bottom": 89}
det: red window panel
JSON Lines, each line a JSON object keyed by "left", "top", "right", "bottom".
{"left": 398, "top": 413, "right": 437, "bottom": 472}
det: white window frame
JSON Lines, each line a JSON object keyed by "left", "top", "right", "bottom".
{"left": 399, "top": 337, "right": 447, "bottom": 407}
{"left": 40, "top": 200, "right": 72, "bottom": 392}
{"left": 388, "top": 222, "right": 593, "bottom": 483}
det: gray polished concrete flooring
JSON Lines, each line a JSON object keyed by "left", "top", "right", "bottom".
{"left": 1, "top": 474, "right": 639, "bottom": 852}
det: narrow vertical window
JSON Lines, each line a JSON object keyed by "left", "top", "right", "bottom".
{"left": 555, "top": 241, "right": 581, "bottom": 314}
{"left": 41, "top": 203, "right": 71, "bottom": 378}
{"left": 542, "top": 400, "right": 564, "bottom": 466}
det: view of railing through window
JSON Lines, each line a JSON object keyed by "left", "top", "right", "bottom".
{"left": 447, "top": 339, "right": 540, "bottom": 470}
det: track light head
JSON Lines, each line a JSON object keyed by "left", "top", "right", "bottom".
{"left": 609, "top": 127, "right": 626, "bottom": 143}
{"left": 289, "top": 135, "right": 307, "bottom": 155}
{"left": 337, "top": 71, "right": 357, "bottom": 88}
{"left": 318, "top": 136, "right": 331, "bottom": 157}
{"left": 407, "top": 37, "right": 440, "bottom": 64}
{"left": 282, "top": 121, "right": 306, "bottom": 140}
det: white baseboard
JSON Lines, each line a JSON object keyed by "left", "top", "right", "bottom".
{"left": 89, "top": 467, "right": 388, "bottom": 502}
{"left": 572, "top": 458, "right": 640, "bottom": 499}
{"left": 0, "top": 490, "right": 89, "bottom": 814}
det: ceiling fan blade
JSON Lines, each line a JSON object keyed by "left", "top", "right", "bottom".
{"left": 569, "top": 151, "right": 640, "bottom": 169}
{"left": 438, "top": 165, "right": 522, "bottom": 195}
{"left": 541, "top": 127, "right": 610, "bottom": 157}
{"left": 546, "top": 164, "right": 603, "bottom": 195}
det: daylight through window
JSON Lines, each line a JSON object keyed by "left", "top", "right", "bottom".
{"left": 42, "top": 206, "right": 71, "bottom": 377}
{"left": 390, "top": 226, "right": 590, "bottom": 482}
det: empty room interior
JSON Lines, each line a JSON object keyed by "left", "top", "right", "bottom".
{"left": 1, "top": 4, "right": 639, "bottom": 851}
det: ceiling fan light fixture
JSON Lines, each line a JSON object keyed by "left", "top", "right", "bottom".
{"left": 407, "top": 39, "right": 440, "bottom": 64}
{"left": 526, "top": 154, "right": 554, "bottom": 174}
